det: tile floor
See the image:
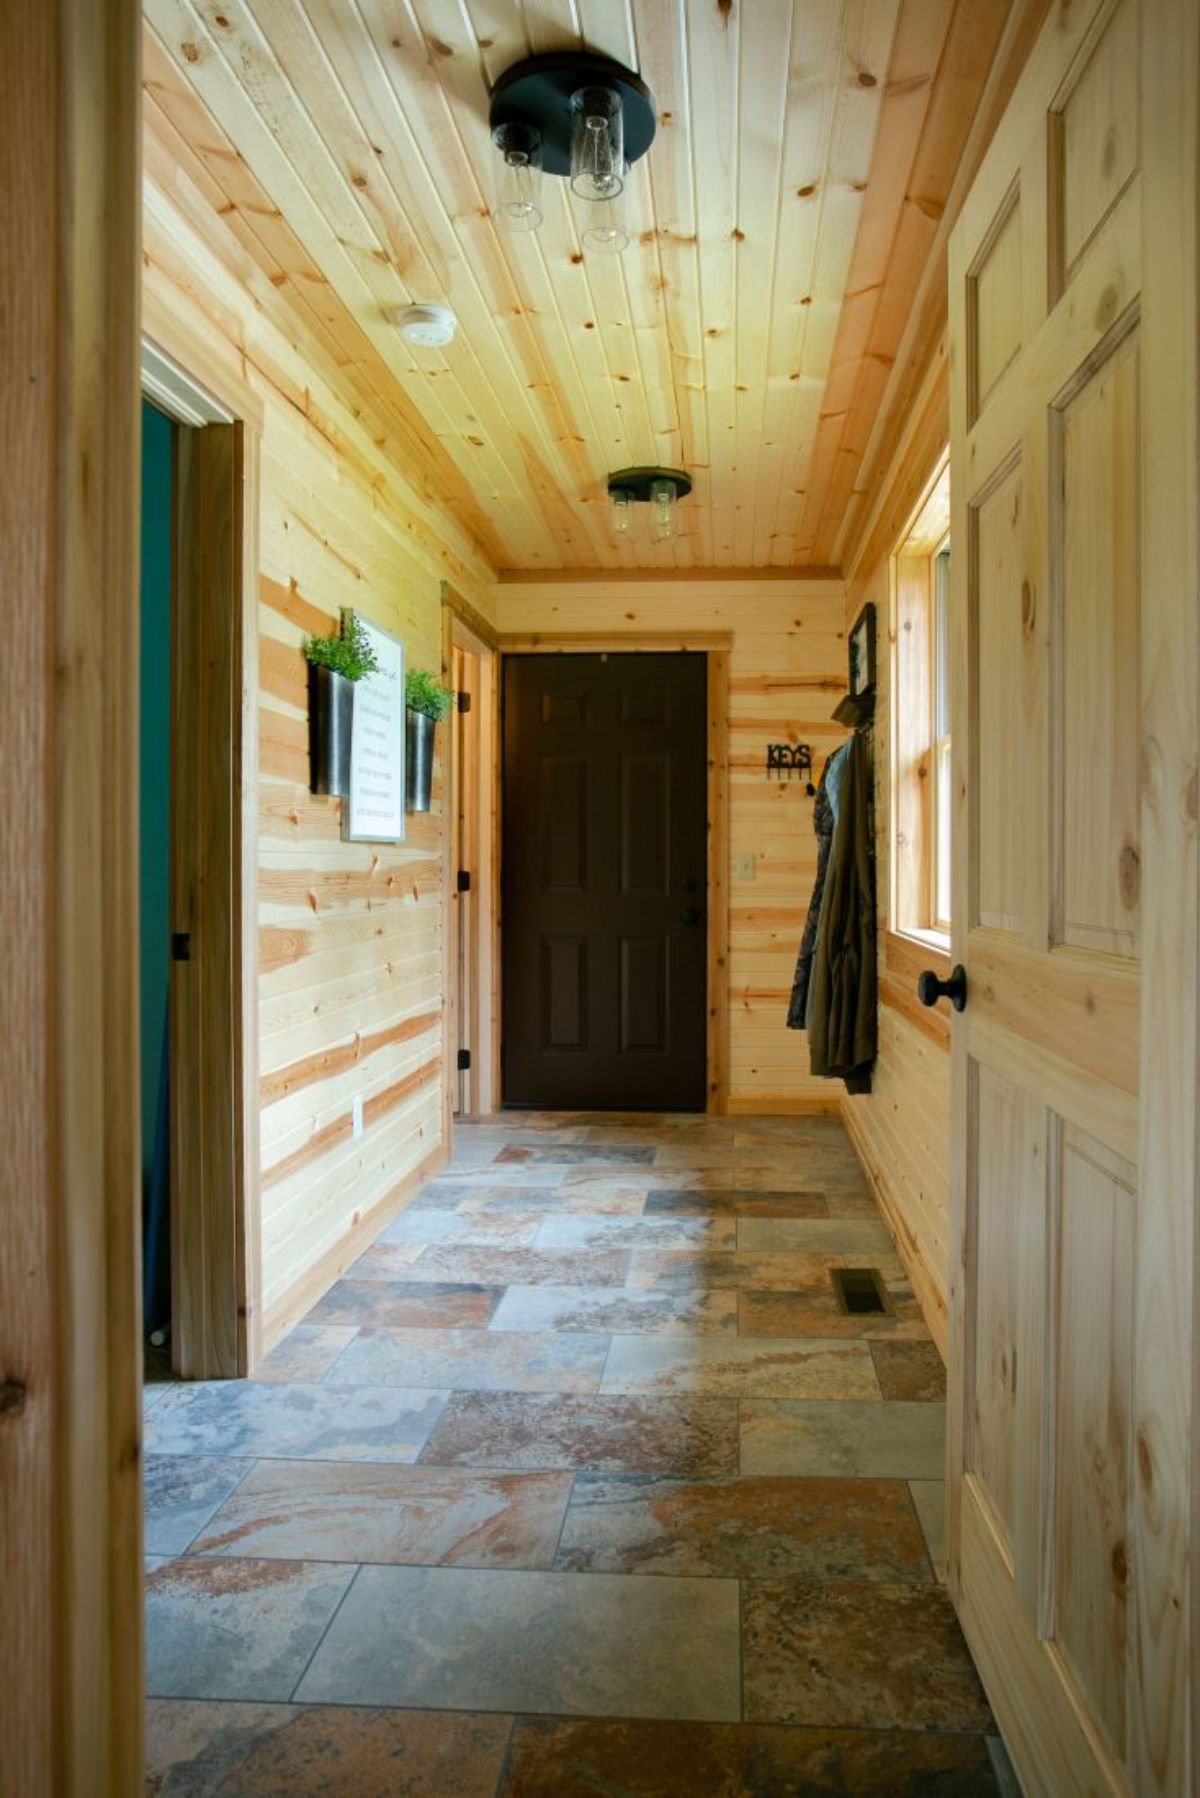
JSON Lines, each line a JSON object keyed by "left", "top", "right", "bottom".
{"left": 144, "top": 1112, "right": 1015, "bottom": 1796}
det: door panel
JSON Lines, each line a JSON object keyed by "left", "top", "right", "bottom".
{"left": 946, "top": 0, "right": 1196, "bottom": 1791}
{"left": 503, "top": 653, "right": 707, "bottom": 1110}
{"left": 1056, "top": 324, "right": 1141, "bottom": 958}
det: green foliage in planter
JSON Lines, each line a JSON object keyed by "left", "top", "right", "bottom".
{"left": 303, "top": 612, "right": 380, "bottom": 682}
{"left": 406, "top": 668, "right": 455, "bottom": 722}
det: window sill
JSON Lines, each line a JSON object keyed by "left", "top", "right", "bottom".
{"left": 886, "top": 927, "right": 952, "bottom": 980}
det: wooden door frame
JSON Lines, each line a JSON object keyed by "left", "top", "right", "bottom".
{"left": 140, "top": 322, "right": 263, "bottom": 1378}
{"left": 2, "top": 1, "right": 143, "bottom": 1787}
{"left": 441, "top": 585, "right": 499, "bottom": 1124}
{"left": 493, "top": 632, "right": 731, "bottom": 1115}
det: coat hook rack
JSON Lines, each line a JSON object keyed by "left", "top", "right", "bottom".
{"left": 766, "top": 742, "right": 815, "bottom": 796}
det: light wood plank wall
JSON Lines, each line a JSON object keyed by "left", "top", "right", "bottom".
{"left": 840, "top": 351, "right": 953, "bottom": 1358}
{"left": 494, "top": 577, "right": 848, "bottom": 1109}
{"left": 143, "top": 129, "right": 498, "bottom": 1355}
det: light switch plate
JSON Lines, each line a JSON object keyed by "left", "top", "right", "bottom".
{"left": 736, "top": 852, "right": 756, "bottom": 881}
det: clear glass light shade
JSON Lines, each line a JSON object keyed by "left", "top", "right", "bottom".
{"left": 582, "top": 175, "right": 630, "bottom": 255}
{"left": 650, "top": 477, "right": 677, "bottom": 542}
{"left": 492, "top": 122, "right": 544, "bottom": 232}
{"left": 610, "top": 489, "right": 632, "bottom": 535}
{"left": 570, "top": 85, "right": 624, "bottom": 202}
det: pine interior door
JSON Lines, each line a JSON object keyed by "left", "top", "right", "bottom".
{"left": 946, "top": 1, "right": 1196, "bottom": 1791}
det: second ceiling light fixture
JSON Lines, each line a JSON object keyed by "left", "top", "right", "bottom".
{"left": 489, "top": 51, "right": 657, "bottom": 254}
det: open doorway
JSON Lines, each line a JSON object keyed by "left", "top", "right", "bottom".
{"left": 140, "top": 337, "right": 261, "bottom": 1380}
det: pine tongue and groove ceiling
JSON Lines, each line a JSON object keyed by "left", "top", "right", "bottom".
{"left": 143, "top": 0, "right": 1011, "bottom": 573}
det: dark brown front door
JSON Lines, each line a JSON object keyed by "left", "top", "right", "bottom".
{"left": 502, "top": 652, "right": 708, "bottom": 1111}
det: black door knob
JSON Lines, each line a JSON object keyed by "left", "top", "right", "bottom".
{"left": 680, "top": 906, "right": 704, "bottom": 927}
{"left": 917, "top": 964, "right": 967, "bottom": 1012}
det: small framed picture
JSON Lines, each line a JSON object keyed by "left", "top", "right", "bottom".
{"left": 848, "top": 601, "right": 876, "bottom": 700}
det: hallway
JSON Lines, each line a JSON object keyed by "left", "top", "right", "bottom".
{"left": 144, "top": 1113, "right": 1012, "bottom": 1795}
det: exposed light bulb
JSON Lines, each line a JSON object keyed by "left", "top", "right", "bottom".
{"left": 582, "top": 173, "right": 630, "bottom": 255}
{"left": 492, "top": 122, "right": 544, "bottom": 233}
{"left": 570, "top": 86, "right": 625, "bottom": 202}
{"left": 650, "top": 477, "right": 677, "bottom": 543}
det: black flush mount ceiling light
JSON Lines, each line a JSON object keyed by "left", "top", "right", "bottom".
{"left": 607, "top": 467, "right": 692, "bottom": 543}
{"left": 489, "top": 52, "right": 657, "bottom": 254}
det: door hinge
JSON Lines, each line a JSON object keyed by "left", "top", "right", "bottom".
{"left": 457, "top": 869, "right": 472, "bottom": 893}
{"left": 457, "top": 1048, "right": 471, "bottom": 1071}
{"left": 457, "top": 690, "right": 472, "bottom": 713}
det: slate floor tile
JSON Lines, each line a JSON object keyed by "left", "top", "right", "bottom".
{"left": 644, "top": 1188, "right": 829, "bottom": 1218}
{"left": 324, "top": 1325, "right": 610, "bottom": 1394}
{"left": 145, "top": 1699, "right": 511, "bottom": 1797}
{"left": 870, "top": 1338, "right": 948, "bottom": 1400}
{"left": 145, "top": 1557, "right": 355, "bottom": 1702}
{"left": 554, "top": 1473, "right": 933, "bottom": 1582}
{"left": 364, "top": 1245, "right": 631, "bottom": 1288}
{"left": 295, "top": 1564, "right": 741, "bottom": 1721}
{"left": 145, "top": 1455, "right": 249, "bottom": 1557}
{"left": 253, "top": 1324, "right": 359, "bottom": 1384}
{"left": 737, "top": 1216, "right": 893, "bottom": 1254}
{"left": 602, "top": 1335, "right": 880, "bottom": 1400}
{"left": 910, "top": 1479, "right": 948, "bottom": 1582}
{"left": 489, "top": 1283, "right": 738, "bottom": 1336}
{"left": 378, "top": 1209, "right": 545, "bottom": 1246}
{"left": 740, "top": 1400, "right": 946, "bottom": 1479}
{"left": 420, "top": 1391, "right": 740, "bottom": 1475}
{"left": 409, "top": 1183, "right": 574, "bottom": 1215}
{"left": 563, "top": 1165, "right": 737, "bottom": 1192}
{"left": 536, "top": 1214, "right": 737, "bottom": 1251}
{"left": 458, "top": 1184, "right": 649, "bottom": 1217}
{"left": 192, "top": 1460, "right": 572, "bottom": 1569}
{"left": 144, "top": 1109, "right": 996, "bottom": 1796}
{"left": 308, "top": 1278, "right": 501, "bottom": 1331}
{"left": 145, "top": 1380, "right": 448, "bottom": 1464}
{"left": 499, "top": 1716, "right": 1003, "bottom": 1798}
{"left": 627, "top": 1250, "right": 850, "bottom": 1293}
{"left": 734, "top": 1164, "right": 867, "bottom": 1193}
{"left": 497, "top": 1143, "right": 655, "bottom": 1165}
{"left": 738, "top": 1289, "right": 930, "bottom": 1340}
{"left": 742, "top": 1579, "right": 993, "bottom": 1731}
{"left": 650, "top": 1144, "right": 738, "bottom": 1167}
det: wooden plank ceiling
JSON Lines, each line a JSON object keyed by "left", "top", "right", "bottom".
{"left": 144, "top": 0, "right": 1010, "bottom": 572}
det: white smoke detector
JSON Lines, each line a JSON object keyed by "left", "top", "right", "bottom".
{"left": 396, "top": 303, "right": 457, "bottom": 348}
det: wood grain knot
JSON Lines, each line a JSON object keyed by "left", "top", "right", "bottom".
{"left": 1110, "top": 1539, "right": 1128, "bottom": 1588}
{"left": 1118, "top": 842, "right": 1140, "bottom": 908}
{"left": 1102, "top": 125, "right": 1119, "bottom": 179}
{"left": 1095, "top": 284, "right": 1119, "bottom": 332}
{"left": 1137, "top": 1429, "right": 1153, "bottom": 1490}
{"left": 0, "top": 1379, "right": 27, "bottom": 1418}
{"left": 1020, "top": 579, "right": 1035, "bottom": 633}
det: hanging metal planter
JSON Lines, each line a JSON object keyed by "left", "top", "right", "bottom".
{"left": 405, "top": 706, "right": 436, "bottom": 813}
{"left": 308, "top": 663, "right": 354, "bottom": 797}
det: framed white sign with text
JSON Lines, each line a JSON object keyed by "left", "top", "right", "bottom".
{"left": 345, "top": 612, "right": 406, "bottom": 843}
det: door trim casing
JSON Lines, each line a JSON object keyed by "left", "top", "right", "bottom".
{"left": 140, "top": 319, "right": 262, "bottom": 1377}
{"left": 441, "top": 584, "right": 500, "bottom": 1125}
{"left": 494, "top": 631, "right": 731, "bottom": 1115}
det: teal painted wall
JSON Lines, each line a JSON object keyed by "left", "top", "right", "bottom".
{"left": 140, "top": 401, "right": 173, "bottom": 1180}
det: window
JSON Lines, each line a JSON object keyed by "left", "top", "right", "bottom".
{"left": 890, "top": 459, "right": 951, "bottom": 944}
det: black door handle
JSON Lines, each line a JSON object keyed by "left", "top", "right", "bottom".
{"left": 171, "top": 932, "right": 192, "bottom": 963}
{"left": 680, "top": 906, "right": 704, "bottom": 927}
{"left": 918, "top": 964, "right": 967, "bottom": 1012}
